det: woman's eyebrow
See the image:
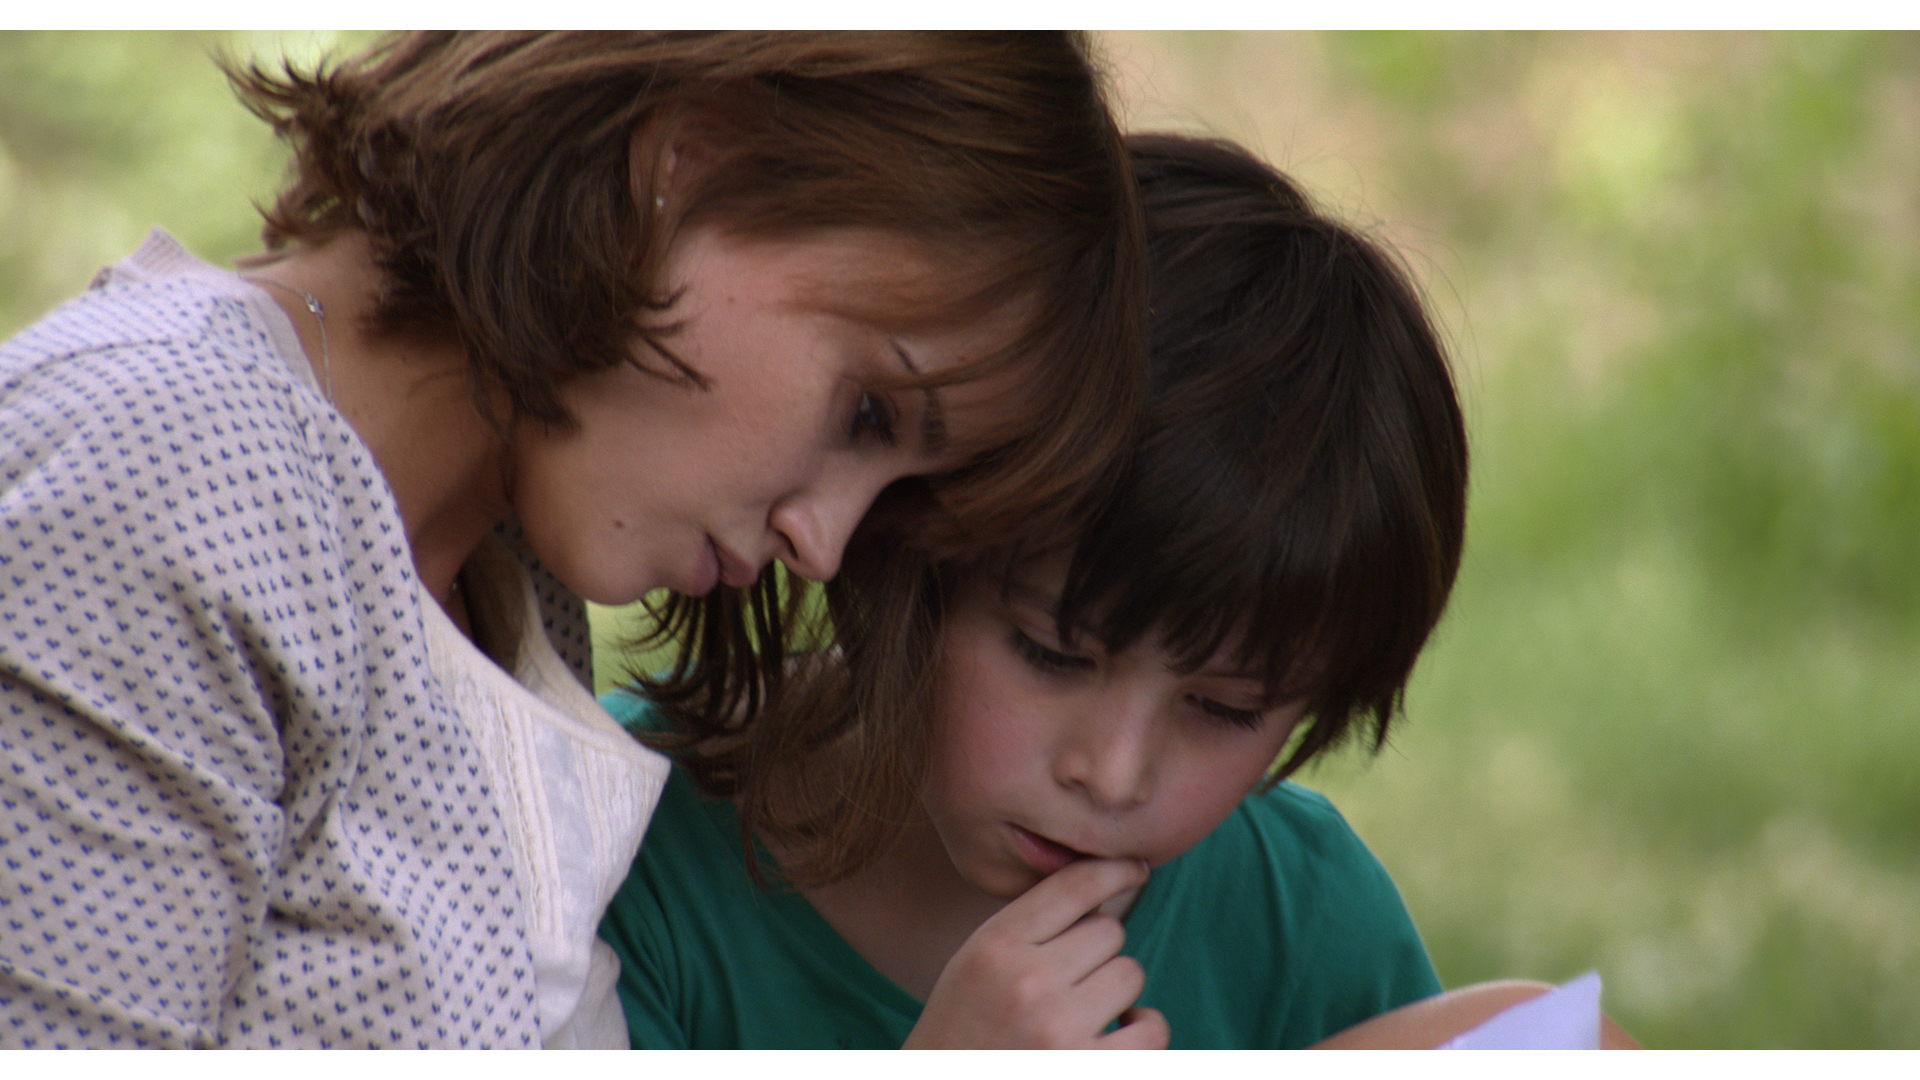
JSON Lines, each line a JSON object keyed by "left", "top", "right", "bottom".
{"left": 1002, "top": 579, "right": 1066, "bottom": 621}
{"left": 892, "top": 343, "right": 947, "bottom": 455}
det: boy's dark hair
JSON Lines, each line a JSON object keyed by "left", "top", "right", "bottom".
{"left": 645, "top": 133, "right": 1467, "bottom": 885}
{"left": 228, "top": 31, "right": 1147, "bottom": 731}
{"left": 1049, "top": 133, "right": 1468, "bottom": 779}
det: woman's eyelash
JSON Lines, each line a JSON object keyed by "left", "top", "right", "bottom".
{"left": 852, "top": 390, "right": 898, "bottom": 446}
{"left": 1008, "top": 629, "right": 1092, "bottom": 674}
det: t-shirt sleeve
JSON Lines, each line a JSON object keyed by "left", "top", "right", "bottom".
{"left": 598, "top": 863, "right": 692, "bottom": 1049}
{"left": 600, "top": 687, "right": 658, "bottom": 733}
{"left": 1118, "top": 781, "right": 1441, "bottom": 1048}
{"left": 1268, "top": 785, "right": 1442, "bottom": 1038}
{"left": 594, "top": 743, "right": 692, "bottom": 1050}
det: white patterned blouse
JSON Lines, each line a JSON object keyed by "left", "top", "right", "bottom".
{"left": 0, "top": 231, "right": 665, "bottom": 1048}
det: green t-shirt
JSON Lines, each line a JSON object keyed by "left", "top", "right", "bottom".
{"left": 597, "top": 693, "right": 1441, "bottom": 1049}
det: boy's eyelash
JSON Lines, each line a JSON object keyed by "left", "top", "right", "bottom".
{"left": 1007, "top": 625, "right": 1266, "bottom": 729}
{"left": 852, "top": 390, "right": 898, "bottom": 446}
{"left": 1008, "top": 629, "right": 1092, "bottom": 674}
{"left": 1190, "top": 694, "right": 1265, "bottom": 731}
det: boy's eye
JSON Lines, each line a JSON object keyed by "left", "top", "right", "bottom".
{"left": 1008, "top": 628, "right": 1093, "bottom": 675}
{"left": 851, "top": 390, "right": 898, "bottom": 447}
{"left": 1190, "top": 694, "right": 1265, "bottom": 731}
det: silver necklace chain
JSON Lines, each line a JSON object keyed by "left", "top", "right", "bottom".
{"left": 246, "top": 275, "right": 473, "bottom": 609}
{"left": 243, "top": 275, "right": 468, "bottom": 609}
{"left": 246, "top": 276, "right": 333, "bottom": 403}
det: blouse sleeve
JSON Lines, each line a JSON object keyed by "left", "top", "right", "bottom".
{"left": 0, "top": 296, "right": 361, "bottom": 1047}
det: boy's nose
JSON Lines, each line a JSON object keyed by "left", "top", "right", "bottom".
{"left": 1054, "top": 697, "right": 1155, "bottom": 812}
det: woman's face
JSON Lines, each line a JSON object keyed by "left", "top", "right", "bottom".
{"left": 510, "top": 226, "right": 1021, "bottom": 605}
{"left": 921, "top": 557, "right": 1305, "bottom": 901}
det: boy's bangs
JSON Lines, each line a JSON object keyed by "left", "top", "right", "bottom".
{"left": 1049, "top": 233, "right": 1466, "bottom": 766}
{"left": 1056, "top": 453, "right": 1343, "bottom": 709}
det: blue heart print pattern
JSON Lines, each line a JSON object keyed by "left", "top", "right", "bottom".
{"left": 0, "top": 234, "right": 540, "bottom": 1048}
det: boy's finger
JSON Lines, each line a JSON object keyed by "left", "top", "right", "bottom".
{"left": 1072, "top": 951, "right": 1145, "bottom": 1001}
{"left": 1096, "top": 1007, "right": 1170, "bottom": 1050}
{"left": 995, "top": 857, "right": 1149, "bottom": 943}
{"left": 1033, "top": 908, "right": 1127, "bottom": 981}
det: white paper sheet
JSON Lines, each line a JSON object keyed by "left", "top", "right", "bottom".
{"left": 1437, "top": 971, "right": 1604, "bottom": 1049}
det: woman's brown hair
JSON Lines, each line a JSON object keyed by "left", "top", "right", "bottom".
{"left": 646, "top": 133, "right": 1468, "bottom": 887}
{"left": 228, "top": 31, "right": 1147, "bottom": 733}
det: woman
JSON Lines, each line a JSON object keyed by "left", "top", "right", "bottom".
{"left": 0, "top": 32, "right": 1144, "bottom": 1048}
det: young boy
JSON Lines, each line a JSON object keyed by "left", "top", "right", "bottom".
{"left": 599, "top": 133, "right": 1469, "bottom": 1048}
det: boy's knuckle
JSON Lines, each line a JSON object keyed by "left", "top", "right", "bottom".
{"left": 1005, "top": 967, "right": 1051, "bottom": 1006}
{"left": 1082, "top": 914, "right": 1126, "bottom": 954}
{"left": 1140, "top": 1016, "right": 1171, "bottom": 1050}
{"left": 1031, "top": 1014, "right": 1081, "bottom": 1048}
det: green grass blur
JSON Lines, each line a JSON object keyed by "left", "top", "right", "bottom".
{"left": 1095, "top": 31, "right": 1920, "bottom": 1049}
{"left": 4, "top": 30, "right": 1914, "bottom": 1049}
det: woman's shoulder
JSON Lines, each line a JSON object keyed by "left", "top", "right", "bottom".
{"left": 3, "top": 232, "right": 387, "bottom": 556}
{"left": 4, "top": 231, "right": 315, "bottom": 411}
{"left": 596, "top": 692, "right": 726, "bottom": 842}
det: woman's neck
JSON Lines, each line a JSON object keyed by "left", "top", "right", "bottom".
{"left": 793, "top": 815, "right": 1006, "bottom": 1002}
{"left": 238, "top": 231, "right": 513, "bottom": 609}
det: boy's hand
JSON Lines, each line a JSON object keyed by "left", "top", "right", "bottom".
{"left": 902, "top": 857, "right": 1169, "bottom": 1049}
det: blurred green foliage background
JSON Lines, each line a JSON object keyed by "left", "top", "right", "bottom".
{"left": 3, "top": 31, "right": 1914, "bottom": 1049}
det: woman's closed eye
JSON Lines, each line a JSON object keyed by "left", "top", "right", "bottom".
{"left": 851, "top": 389, "right": 898, "bottom": 446}
{"left": 1008, "top": 628, "right": 1094, "bottom": 675}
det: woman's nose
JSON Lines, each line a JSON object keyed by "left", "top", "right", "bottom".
{"left": 768, "top": 467, "right": 895, "bottom": 582}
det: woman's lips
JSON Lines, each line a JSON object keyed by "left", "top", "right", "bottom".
{"left": 689, "top": 536, "right": 722, "bottom": 595}
{"left": 713, "top": 542, "right": 760, "bottom": 589}
{"left": 697, "top": 537, "right": 759, "bottom": 593}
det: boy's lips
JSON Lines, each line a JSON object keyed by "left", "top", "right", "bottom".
{"left": 1008, "top": 823, "right": 1095, "bottom": 877}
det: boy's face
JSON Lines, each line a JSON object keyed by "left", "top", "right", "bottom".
{"left": 922, "top": 556, "right": 1306, "bottom": 901}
